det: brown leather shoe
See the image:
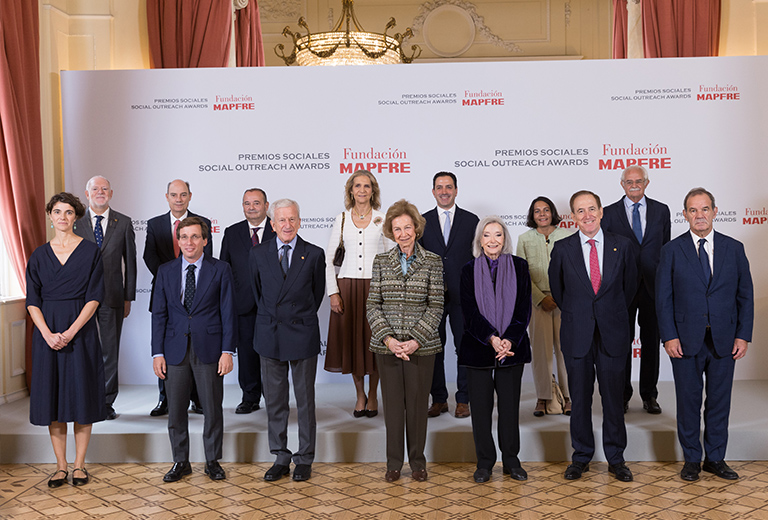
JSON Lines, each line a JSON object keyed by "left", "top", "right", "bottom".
{"left": 534, "top": 399, "right": 546, "bottom": 417}
{"left": 455, "top": 402, "right": 470, "bottom": 418}
{"left": 563, "top": 398, "right": 572, "bottom": 416}
{"left": 412, "top": 469, "right": 428, "bottom": 481}
{"left": 427, "top": 402, "right": 448, "bottom": 417}
{"left": 385, "top": 469, "right": 401, "bottom": 482}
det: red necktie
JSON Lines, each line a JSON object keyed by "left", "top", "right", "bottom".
{"left": 173, "top": 219, "right": 181, "bottom": 258}
{"left": 251, "top": 227, "right": 260, "bottom": 247}
{"left": 588, "top": 239, "right": 600, "bottom": 294}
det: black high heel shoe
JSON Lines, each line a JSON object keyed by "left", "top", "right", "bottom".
{"left": 48, "top": 469, "right": 68, "bottom": 488}
{"left": 353, "top": 397, "right": 368, "bottom": 418}
{"left": 72, "top": 467, "right": 90, "bottom": 486}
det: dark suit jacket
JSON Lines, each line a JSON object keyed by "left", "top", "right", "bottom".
{"left": 458, "top": 255, "right": 532, "bottom": 368}
{"left": 420, "top": 206, "right": 479, "bottom": 306}
{"left": 151, "top": 254, "right": 236, "bottom": 365}
{"left": 549, "top": 231, "right": 638, "bottom": 358}
{"left": 603, "top": 196, "right": 670, "bottom": 296}
{"left": 249, "top": 235, "right": 325, "bottom": 362}
{"left": 656, "top": 231, "right": 753, "bottom": 357}
{"left": 74, "top": 208, "right": 137, "bottom": 308}
{"left": 143, "top": 210, "right": 212, "bottom": 311}
{"left": 220, "top": 218, "right": 275, "bottom": 316}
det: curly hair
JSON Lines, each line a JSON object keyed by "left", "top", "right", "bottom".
{"left": 382, "top": 199, "right": 426, "bottom": 242}
{"left": 46, "top": 192, "right": 86, "bottom": 219}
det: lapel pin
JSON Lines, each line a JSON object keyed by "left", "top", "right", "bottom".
{"left": 613, "top": 248, "right": 617, "bottom": 251}
{"left": 301, "top": 256, "right": 305, "bottom": 260}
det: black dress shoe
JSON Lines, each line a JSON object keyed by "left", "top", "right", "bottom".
{"left": 72, "top": 467, "right": 90, "bottom": 486}
{"left": 205, "top": 460, "right": 226, "bottom": 480}
{"left": 292, "top": 464, "right": 312, "bottom": 481}
{"left": 163, "top": 461, "right": 192, "bottom": 482}
{"left": 190, "top": 401, "right": 203, "bottom": 414}
{"left": 105, "top": 404, "right": 117, "bottom": 420}
{"left": 643, "top": 397, "right": 662, "bottom": 414}
{"left": 506, "top": 466, "right": 528, "bottom": 481}
{"left": 473, "top": 468, "right": 491, "bottom": 483}
{"left": 703, "top": 460, "right": 739, "bottom": 480}
{"left": 608, "top": 463, "right": 633, "bottom": 482}
{"left": 150, "top": 400, "right": 168, "bottom": 417}
{"left": 48, "top": 469, "right": 68, "bottom": 488}
{"left": 564, "top": 461, "right": 589, "bottom": 480}
{"left": 623, "top": 401, "right": 629, "bottom": 414}
{"left": 680, "top": 462, "right": 701, "bottom": 481}
{"left": 235, "top": 400, "right": 260, "bottom": 414}
{"left": 264, "top": 464, "right": 290, "bottom": 481}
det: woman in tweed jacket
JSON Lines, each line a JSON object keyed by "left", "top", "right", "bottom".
{"left": 367, "top": 199, "right": 444, "bottom": 483}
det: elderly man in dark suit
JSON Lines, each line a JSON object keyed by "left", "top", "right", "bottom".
{"left": 74, "top": 175, "right": 137, "bottom": 420}
{"left": 250, "top": 199, "right": 325, "bottom": 482}
{"left": 549, "top": 190, "right": 638, "bottom": 482}
{"left": 152, "top": 216, "right": 236, "bottom": 482}
{"left": 603, "top": 165, "right": 670, "bottom": 415}
{"left": 144, "top": 179, "right": 213, "bottom": 416}
{"left": 420, "top": 171, "right": 479, "bottom": 419}
{"left": 220, "top": 188, "right": 275, "bottom": 414}
{"left": 656, "top": 187, "right": 753, "bottom": 482}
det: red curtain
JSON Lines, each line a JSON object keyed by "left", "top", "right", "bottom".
{"left": 0, "top": 1, "right": 47, "bottom": 292}
{"left": 612, "top": 0, "right": 721, "bottom": 58}
{"left": 146, "top": 0, "right": 232, "bottom": 68}
{"left": 235, "top": 1, "right": 265, "bottom": 67}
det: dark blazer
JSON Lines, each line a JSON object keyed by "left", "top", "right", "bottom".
{"left": 143, "top": 210, "right": 212, "bottom": 311}
{"left": 249, "top": 235, "right": 325, "bottom": 362}
{"left": 458, "top": 255, "right": 532, "bottom": 368}
{"left": 220, "top": 218, "right": 275, "bottom": 316}
{"left": 656, "top": 231, "right": 753, "bottom": 357}
{"left": 74, "top": 208, "right": 137, "bottom": 308}
{"left": 420, "top": 207, "right": 479, "bottom": 306}
{"left": 151, "top": 254, "right": 236, "bottom": 365}
{"left": 602, "top": 196, "right": 670, "bottom": 296}
{"left": 549, "top": 231, "right": 638, "bottom": 358}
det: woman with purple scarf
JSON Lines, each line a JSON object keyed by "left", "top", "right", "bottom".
{"left": 458, "top": 216, "right": 532, "bottom": 483}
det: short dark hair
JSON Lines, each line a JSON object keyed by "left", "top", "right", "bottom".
{"left": 526, "top": 196, "right": 562, "bottom": 229}
{"left": 683, "top": 187, "right": 715, "bottom": 211}
{"left": 176, "top": 216, "right": 209, "bottom": 240}
{"left": 432, "top": 171, "right": 457, "bottom": 189}
{"left": 46, "top": 192, "right": 86, "bottom": 219}
{"left": 382, "top": 199, "right": 426, "bottom": 241}
{"left": 243, "top": 188, "right": 268, "bottom": 202}
{"left": 569, "top": 190, "right": 602, "bottom": 213}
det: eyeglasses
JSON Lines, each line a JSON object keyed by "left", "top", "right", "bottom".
{"left": 622, "top": 179, "right": 647, "bottom": 186}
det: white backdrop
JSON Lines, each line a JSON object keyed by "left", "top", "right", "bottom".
{"left": 61, "top": 56, "right": 768, "bottom": 387}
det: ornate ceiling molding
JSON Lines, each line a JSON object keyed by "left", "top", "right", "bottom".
{"left": 259, "top": 0, "right": 302, "bottom": 21}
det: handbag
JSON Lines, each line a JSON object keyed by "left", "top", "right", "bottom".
{"left": 332, "top": 212, "right": 346, "bottom": 267}
{"left": 545, "top": 374, "right": 565, "bottom": 415}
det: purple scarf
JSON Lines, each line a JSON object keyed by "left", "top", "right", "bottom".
{"left": 474, "top": 254, "right": 517, "bottom": 336}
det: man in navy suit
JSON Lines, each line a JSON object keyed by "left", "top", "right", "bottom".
{"left": 74, "top": 175, "right": 137, "bottom": 420}
{"left": 656, "top": 188, "right": 753, "bottom": 482}
{"left": 249, "top": 199, "right": 325, "bottom": 482}
{"left": 603, "top": 166, "right": 670, "bottom": 414}
{"left": 549, "top": 190, "right": 638, "bottom": 482}
{"left": 420, "top": 171, "right": 479, "bottom": 419}
{"left": 152, "top": 217, "right": 236, "bottom": 482}
{"left": 144, "top": 179, "right": 213, "bottom": 416}
{"left": 220, "top": 188, "right": 275, "bottom": 414}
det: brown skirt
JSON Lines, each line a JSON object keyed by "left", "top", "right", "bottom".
{"left": 324, "top": 278, "right": 376, "bottom": 377}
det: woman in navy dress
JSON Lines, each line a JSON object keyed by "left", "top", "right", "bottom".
{"left": 26, "top": 192, "right": 106, "bottom": 488}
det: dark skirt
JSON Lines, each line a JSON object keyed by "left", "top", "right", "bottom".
{"left": 324, "top": 278, "right": 376, "bottom": 377}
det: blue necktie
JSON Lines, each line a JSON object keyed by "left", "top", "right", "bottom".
{"left": 443, "top": 211, "right": 451, "bottom": 245}
{"left": 698, "top": 238, "right": 711, "bottom": 284}
{"left": 280, "top": 244, "right": 291, "bottom": 277}
{"left": 94, "top": 215, "right": 104, "bottom": 248}
{"left": 631, "top": 203, "right": 642, "bottom": 244}
{"left": 184, "top": 265, "right": 196, "bottom": 313}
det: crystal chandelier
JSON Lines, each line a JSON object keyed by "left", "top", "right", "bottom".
{"left": 275, "top": 0, "right": 421, "bottom": 66}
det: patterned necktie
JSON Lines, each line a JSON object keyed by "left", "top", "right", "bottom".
{"left": 632, "top": 202, "right": 643, "bottom": 244}
{"left": 184, "top": 264, "right": 196, "bottom": 313}
{"left": 280, "top": 244, "right": 291, "bottom": 277}
{"left": 251, "top": 227, "right": 261, "bottom": 247}
{"left": 94, "top": 215, "right": 104, "bottom": 248}
{"left": 443, "top": 211, "right": 451, "bottom": 245}
{"left": 173, "top": 220, "right": 181, "bottom": 258}
{"left": 698, "top": 238, "right": 711, "bottom": 284}
{"left": 587, "top": 239, "right": 601, "bottom": 294}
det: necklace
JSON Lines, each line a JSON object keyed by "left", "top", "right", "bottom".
{"left": 353, "top": 207, "right": 371, "bottom": 220}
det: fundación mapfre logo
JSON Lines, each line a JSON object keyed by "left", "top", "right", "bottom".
{"left": 744, "top": 207, "right": 768, "bottom": 226}
{"left": 213, "top": 94, "right": 255, "bottom": 111}
{"left": 339, "top": 147, "right": 411, "bottom": 175}
{"left": 598, "top": 142, "right": 672, "bottom": 171}
{"left": 697, "top": 83, "right": 740, "bottom": 101}
{"left": 461, "top": 89, "right": 505, "bottom": 107}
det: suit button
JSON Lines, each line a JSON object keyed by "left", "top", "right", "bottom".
{"left": 278, "top": 321, "right": 282, "bottom": 325}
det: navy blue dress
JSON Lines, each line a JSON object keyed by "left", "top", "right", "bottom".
{"left": 26, "top": 239, "right": 107, "bottom": 426}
